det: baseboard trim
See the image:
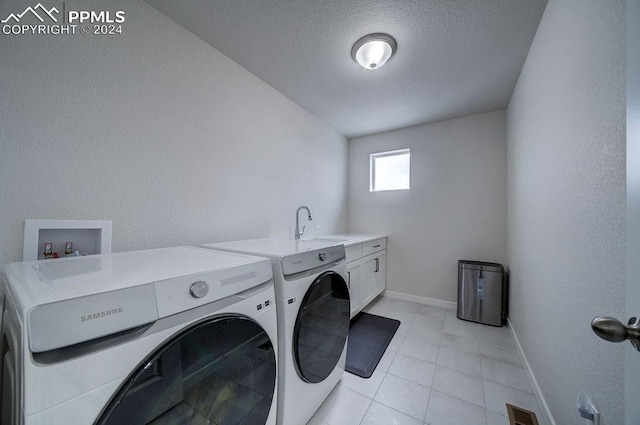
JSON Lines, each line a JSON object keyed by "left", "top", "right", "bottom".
{"left": 507, "top": 318, "right": 556, "bottom": 425}
{"left": 383, "top": 290, "right": 457, "bottom": 310}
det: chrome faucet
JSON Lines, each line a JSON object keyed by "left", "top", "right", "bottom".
{"left": 295, "top": 206, "right": 313, "bottom": 240}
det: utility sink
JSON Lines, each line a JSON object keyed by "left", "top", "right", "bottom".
{"left": 313, "top": 237, "right": 350, "bottom": 243}
{"left": 312, "top": 235, "right": 371, "bottom": 247}
{"left": 312, "top": 234, "right": 387, "bottom": 248}
{"left": 311, "top": 237, "right": 352, "bottom": 247}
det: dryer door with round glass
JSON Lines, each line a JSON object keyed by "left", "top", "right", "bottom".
{"left": 293, "top": 270, "right": 350, "bottom": 383}
{"left": 96, "top": 316, "right": 276, "bottom": 425}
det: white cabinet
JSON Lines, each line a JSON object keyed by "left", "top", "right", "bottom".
{"left": 341, "top": 237, "right": 386, "bottom": 318}
{"left": 361, "top": 238, "right": 386, "bottom": 257}
{"left": 374, "top": 250, "right": 386, "bottom": 295}
{"left": 314, "top": 234, "right": 387, "bottom": 318}
{"left": 346, "top": 261, "right": 361, "bottom": 318}
{"left": 361, "top": 249, "right": 386, "bottom": 307}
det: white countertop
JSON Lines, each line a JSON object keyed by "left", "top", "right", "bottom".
{"left": 203, "top": 237, "right": 341, "bottom": 259}
{"left": 311, "top": 233, "right": 386, "bottom": 247}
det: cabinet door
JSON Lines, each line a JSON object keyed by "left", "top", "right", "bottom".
{"left": 361, "top": 251, "right": 387, "bottom": 308}
{"left": 373, "top": 250, "right": 386, "bottom": 298}
{"left": 347, "top": 261, "right": 361, "bottom": 318}
{"left": 361, "top": 254, "right": 377, "bottom": 307}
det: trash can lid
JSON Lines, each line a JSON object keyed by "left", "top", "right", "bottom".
{"left": 458, "top": 260, "right": 503, "bottom": 272}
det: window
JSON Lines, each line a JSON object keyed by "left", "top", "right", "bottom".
{"left": 370, "top": 148, "right": 410, "bottom": 192}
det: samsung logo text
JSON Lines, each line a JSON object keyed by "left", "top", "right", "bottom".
{"left": 81, "top": 307, "right": 123, "bottom": 322}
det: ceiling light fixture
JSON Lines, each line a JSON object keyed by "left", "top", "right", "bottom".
{"left": 351, "top": 33, "right": 397, "bottom": 70}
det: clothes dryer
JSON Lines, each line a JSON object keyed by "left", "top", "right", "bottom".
{"left": 0, "top": 246, "right": 277, "bottom": 425}
{"left": 202, "top": 239, "right": 349, "bottom": 425}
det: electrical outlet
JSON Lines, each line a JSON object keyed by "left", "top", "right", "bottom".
{"left": 315, "top": 222, "right": 322, "bottom": 230}
{"left": 577, "top": 392, "right": 600, "bottom": 425}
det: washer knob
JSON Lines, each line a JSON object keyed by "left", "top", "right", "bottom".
{"left": 190, "top": 280, "right": 209, "bottom": 298}
{"left": 318, "top": 251, "right": 327, "bottom": 261}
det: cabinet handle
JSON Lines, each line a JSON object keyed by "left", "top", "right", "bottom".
{"left": 373, "top": 244, "right": 381, "bottom": 248}
{"left": 374, "top": 258, "right": 379, "bottom": 273}
{"left": 347, "top": 271, "right": 351, "bottom": 289}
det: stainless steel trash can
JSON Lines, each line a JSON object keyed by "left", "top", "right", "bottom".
{"left": 457, "top": 260, "right": 505, "bottom": 327}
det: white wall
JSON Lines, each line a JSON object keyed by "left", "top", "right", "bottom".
{"left": 506, "top": 1, "right": 625, "bottom": 423}
{"left": 0, "top": 0, "right": 348, "bottom": 266}
{"left": 627, "top": 1, "right": 640, "bottom": 421}
{"left": 348, "top": 111, "right": 507, "bottom": 303}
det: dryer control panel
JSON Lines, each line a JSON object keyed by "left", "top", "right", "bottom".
{"left": 281, "top": 244, "right": 345, "bottom": 277}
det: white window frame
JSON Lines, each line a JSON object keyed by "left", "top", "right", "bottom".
{"left": 369, "top": 148, "right": 411, "bottom": 192}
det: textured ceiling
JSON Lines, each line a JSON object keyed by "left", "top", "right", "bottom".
{"left": 146, "top": 0, "right": 547, "bottom": 138}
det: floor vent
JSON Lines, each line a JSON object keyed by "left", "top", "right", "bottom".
{"left": 506, "top": 403, "right": 540, "bottom": 425}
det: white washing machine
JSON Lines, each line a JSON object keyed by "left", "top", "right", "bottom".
{"left": 202, "top": 239, "right": 350, "bottom": 425}
{"left": 0, "top": 246, "right": 278, "bottom": 425}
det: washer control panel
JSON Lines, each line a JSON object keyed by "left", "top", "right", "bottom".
{"left": 154, "top": 259, "right": 273, "bottom": 318}
{"left": 281, "top": 244, "right": 345, "bottom": 276}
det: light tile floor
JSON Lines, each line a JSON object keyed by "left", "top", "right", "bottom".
{"left": 307, "top": 296, "right": 545, "bottom": 425}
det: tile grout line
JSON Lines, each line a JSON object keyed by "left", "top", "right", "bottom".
{"left": 482, "top": 358, "right": 490, "bottom": 422}
{"left": 423, "top": 381, "right": 434, "bottom": 425}
{"left": 354, "top": 394, "right": 373, "bottom": 425}
{"left": 429, "top": 370, "right": 486, "bottom": 410}
{"left": 426, "top": 388, "right": 493, "bottom": 422}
